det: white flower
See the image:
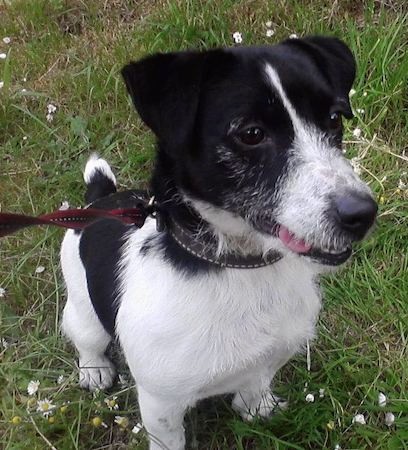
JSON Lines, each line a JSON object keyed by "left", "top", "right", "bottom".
{"left": 265, "top": 21, "right": 273, "bottom": 28}
{"left": 37, "top": 398, "right": 56, "bottom": 417}
{"left": 35, "top": 266, "right": 45, "bottom": 274}
{"left": 0, "top": 53, "right": 7, "bottom": 59}
{"left": 27, "top": 380, "right": 40, "bottom": 395}
{"left": 352, "top": 413, "right": 366, "bottom": 425}
{"left": 266, "top": 29, "right": 275, "bottom": 37}
{"left": 363, "top": 91, "right": 368, "bottom": 97}
{"left": 334, "top": 445, "right": 341, "bottom": 450}
{"left": 349, "top": 89, "right": 356, "bottom": 97}
{"left": 305, "top": 393, "right": 315, "bottom": 403}
{"left": 385, "top": 412, "right": 395, "bottom": 427}
{"left": 47, "top": 103, "right": 57, "bottom": 114}
{"left": 0, "top": 287, "right": 6, "bottom": 297}
{"left": 104, "top": 396, "right": 119, "bottom": 410}
{"left": 114, "top": 415, "right": 129, "bottom": 428}
{"left": 1, "top": 338, "right": 9, "bottom": 349}
{"left": 21, "top": 88, "right": 27, "bottom": 93}
{"left": 57, "top": 375, "right": 64, "bottom": 385}
{"left": 378, "top": 392, "right": 387, "bottom": 407}
{"left": 0, "top": 81, "right": 3, "bottom": 89}
{"left": 352, "top": 128, "right": 362, "bottom": 138}
{"left": 23, "top": 77, "right": 27, "bottom": 82}
{"left": 23, "top": 136, "right": 28, "bottom": 141}
{"left": 398, "top": 179, "right": 406, "bottom": 190}
{"left": 132, "top": 422, "right": 143, "bottom": 434}
{"left": 289, "top": 34, "right": 298, "bottom": 39}
{"left": 3, "top": 37, "right": 11, "bottom": 44}
{"left": 59, "top": 201, "right": 70, "bottom": 211}
{"left": 232, "top": 32, "right": 243, "bottom": 44}
{"left": 319, "top": 388, "right": 325, "bottom": 398}
{"left": 356, "top": 108, "right": 365, "bottom": 114}
{"left": 46, "top": 104, "right": 57, "bottom": 123}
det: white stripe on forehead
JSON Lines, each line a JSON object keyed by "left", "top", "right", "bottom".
{"left": 264, "top": 63, "right": 304, "bottom": 132}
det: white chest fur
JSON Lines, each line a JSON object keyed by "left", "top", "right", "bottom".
{"left": 116, "top": 221, "right": 321, "bottom": 398}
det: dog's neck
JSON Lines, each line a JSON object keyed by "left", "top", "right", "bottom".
{"left": 151, "top": 154, "right": 271, "bottom": 258}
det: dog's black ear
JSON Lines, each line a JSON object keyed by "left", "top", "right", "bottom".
{"left": 122, "top": 51, "right": 207, "bottom": 152}
{"left": 289, "top": 36, "right": 356, "bottom": 118}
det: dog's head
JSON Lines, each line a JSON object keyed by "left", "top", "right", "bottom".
{"left": 122, "top": 37, "right": 377, "bottom": 268}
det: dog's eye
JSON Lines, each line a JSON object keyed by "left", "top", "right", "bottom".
{"left": 329, "top": 112, "right": 342, "bottom": 131}
{"left": 238, "top": 127, "right": 265, "bottom": 146}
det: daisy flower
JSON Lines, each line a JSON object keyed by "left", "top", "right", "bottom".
{"left": 0, "top": 81, "right": 4, "bottom": 89}
{"left": 289, "top": 34, "right": 298, "bottom": 39}
{"left": 37, "top": 398, "right": 56, "bottom": 417}
{"left": 0, "top": 287, "right": 6, "bottom": 297}
{"left": 319, "top": 388, "right": 325, "bottom": 398}
{"left": 352, "top": 128, "right": 362, "bottom": 138}
{"left": 57, "top": 374, "right": 65, "bottom": 384}
{"left": 27, "top": 380, "right": 40, "bottom": 395}
{"left": 385, "top": 412, "right": 395, "bottom": 427}
{"left": 266, "top": 29, "right": 275, "bottom": 37}
{"left": 104, "top": 396, "right": 119, "bottom": 410}
{"left": 349, "top": 89, "right": 356, "bottom": 97}
{"left": 114, "top": 415, "right": 129, "bottom": 429}
{"left": 35, "top": 266, "right": 45, "bottom": 274}
{"left": 91, "top": 416, "right": 108, "bottom": 428}
{"left": 378, "top": 392, "right": 387, "bottom": 407}
{"left": 0, "top": 53, "right": 7, "bottom": 60}
{"left": 3, "top": 37, "right": 11, "bottom": 44}
{"left": 265, "top": 21, "right": 273, "bottom": 28}
{"left": 352, "top": 413, "right": 366, "bottom": 425}
{"left": 232, "top": 32, "right": 243, "bottom": 44}
{"left": 59, "top": 201, "right": 70, "bottom": 211}
{"left": 46, "top": 104, "right": 57, "bottom": 123}
{"left": 305, "top": 393, "right": 315, "bottom": 403}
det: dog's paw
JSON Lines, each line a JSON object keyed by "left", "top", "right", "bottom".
{"left": 232, "top": 391, "right": 288, "bottom": 422}
{"left": 78, "top": 356, "right": 116, "bottom": 391}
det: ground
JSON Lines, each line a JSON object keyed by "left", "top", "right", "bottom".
{"left": 0, "top": 1, "right": 407, "bottom": 449}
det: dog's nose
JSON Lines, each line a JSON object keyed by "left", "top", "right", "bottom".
{"left": 333, "top": 193, "right": 378, "bottom": 239}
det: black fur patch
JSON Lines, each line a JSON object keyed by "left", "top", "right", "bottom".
{"left": 79, "top": 219, "right": 130, "bottom": 336}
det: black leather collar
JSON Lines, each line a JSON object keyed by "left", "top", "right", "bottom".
{"left": 165, "top": 214, "right": 283, "bottom": 269}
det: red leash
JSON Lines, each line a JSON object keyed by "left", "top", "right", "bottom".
{"left": 0, "top": 207, "right": 147, "bottom": 238}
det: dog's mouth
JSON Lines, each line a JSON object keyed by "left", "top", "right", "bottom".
{"left": 256, "top": 220, "right": 352, "bottom": 266}
{"left": 277, "top": 225, "right": 352, "bottom": 266}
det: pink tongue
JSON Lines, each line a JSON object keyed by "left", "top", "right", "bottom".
{"left": 278, "top": 226, "right": 312, "bottom": 254}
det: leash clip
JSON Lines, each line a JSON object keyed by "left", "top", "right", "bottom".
{"left": 147, "top": 196, "right": 165, "bottom": 232}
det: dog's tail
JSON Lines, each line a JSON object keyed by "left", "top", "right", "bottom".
{"left": 83, "top": 153, "right": 117, "bottom": 204}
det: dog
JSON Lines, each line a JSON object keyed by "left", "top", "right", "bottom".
{"left": 60, "top": 36, "right": 377, "bottom": 450}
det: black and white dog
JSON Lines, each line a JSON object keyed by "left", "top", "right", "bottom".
{"left": 60, "top": 36, "right": 377, "bottom": 449}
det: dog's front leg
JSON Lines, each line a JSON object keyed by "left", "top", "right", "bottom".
{"left": 138, "top": 386, "right": 187, "bottom": 450}
{"left": 232, "top": 361, "right": 289, "bottom": 421}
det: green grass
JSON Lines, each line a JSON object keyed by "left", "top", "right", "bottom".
{"left": 0, "top": 0, "right": 407, "bottom": 448}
